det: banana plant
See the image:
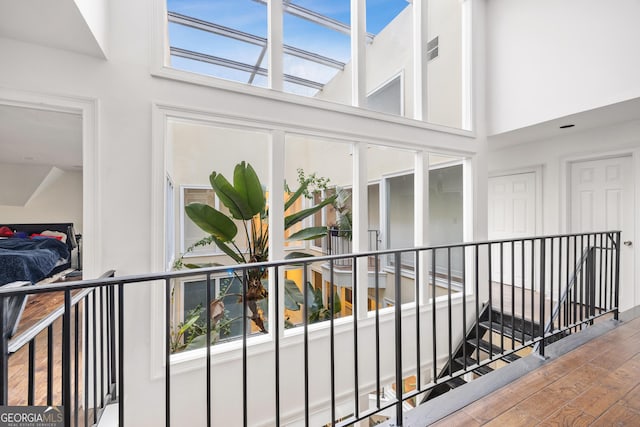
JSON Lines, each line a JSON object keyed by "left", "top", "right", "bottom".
{"left": 176, "top": 161, "right": 337, "bottom": 332}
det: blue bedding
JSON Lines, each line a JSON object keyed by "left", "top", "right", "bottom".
{"left": 0, "top": 238, "right": 70, "bottom": 285}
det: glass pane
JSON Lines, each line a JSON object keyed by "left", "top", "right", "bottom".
{"left": 182, "top": 188, "right": 218, "bottom": 256}
{"left": 366, "top": 145, "right": 416, "bottom": 309}
{"left": 166, "top": 0, "right": 268, "bottom": 86}
{"left": 169, "top": 119, "right": 270, "bottom": 344}
{"left": 283, "top": 2, "right": 351, "bottom": 105}
{"left": 284, "top": 135, "right": 353, "bottom": 328}
{"left": 429, "top": 155, "right": 464, "bottom": 295}
{"left": 363, "top": 0, "right": 410, "bottom": 118}
{"left": 291, "top": 0, "right": 351, "bottom": 24}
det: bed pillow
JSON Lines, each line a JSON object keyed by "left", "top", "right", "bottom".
{"left": 40, "top": 230, "right": 68, "bottom": 243}
{"left": 0, "top": 226, "right": 13, "bottom": 237}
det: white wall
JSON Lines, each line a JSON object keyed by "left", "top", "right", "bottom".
{"left": 487, "top": 0, "right": 640, "bottom": 135}
{"left": 0, "top": 0, "right": 483, "bottom": 424}
{"left": 0, "top": 168, "right": 83, "bottom": 232}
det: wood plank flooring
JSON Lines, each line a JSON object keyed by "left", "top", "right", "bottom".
{"left": 433, "top": 315, "right": 640, "bottom": 426}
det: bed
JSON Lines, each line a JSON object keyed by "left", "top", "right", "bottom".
{"left": 0, "top": 223, "right": 78, "bottom": 337}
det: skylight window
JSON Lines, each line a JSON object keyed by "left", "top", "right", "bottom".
{"left": 163, "top": 0, "right": 472, "bottom": 130}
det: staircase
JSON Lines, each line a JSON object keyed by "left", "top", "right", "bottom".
{"left": 422, "top": 302, "right": 569, "bottom": 402}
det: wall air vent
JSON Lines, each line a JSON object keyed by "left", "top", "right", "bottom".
{"left": 427, "top": 36, "right": 439, "bottom": 61}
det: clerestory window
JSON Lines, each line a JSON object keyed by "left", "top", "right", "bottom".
{"left": 163, "top": 0, "right": 471, "bottom": 130}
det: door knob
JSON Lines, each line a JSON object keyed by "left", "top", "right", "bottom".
{"left": 624, "top": 241, "right": 633, "bottom": 247}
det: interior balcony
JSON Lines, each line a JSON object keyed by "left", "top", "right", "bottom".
{"left": 0, "top": 230, "right": 632, "bottom": 426}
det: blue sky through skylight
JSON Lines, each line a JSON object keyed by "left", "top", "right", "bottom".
{"left": 166, "top": 0, "right": 410, "bottom": 92}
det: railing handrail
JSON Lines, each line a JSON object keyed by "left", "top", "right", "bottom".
{"left": 7, "top": 270, "right": 116, "bottom": 354}
{"left": 0, "top": 231, "right": 622, "bottom": 298}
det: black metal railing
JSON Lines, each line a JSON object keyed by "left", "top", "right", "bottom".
{"left": 0, "top": 232, "right": 621, "bottom": 427}
{"left": 0, "top": 270, "right": 116, "bottom": 427}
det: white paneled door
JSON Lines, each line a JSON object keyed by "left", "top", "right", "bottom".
{"left": 489, "top": 172, "right": 537, "bottom": 287}
{"left": 570, "top": 156, "right": 635, "bottom": 311}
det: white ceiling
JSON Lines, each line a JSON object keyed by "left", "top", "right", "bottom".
{"left": 0, "top": 0, "right": 105, "bottom": 58}
{"left": 489, "top": 97, "right": 640, "bottom": 150}
{"left": 0, "top": 104, "right": 82, "bottom": 170}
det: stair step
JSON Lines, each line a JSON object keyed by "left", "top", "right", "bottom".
{"left": 467, "top": 339, "right": 522, "bottom": 362}
{"left": 489, "top": 311, "right": 542, "bottom": 335}
{"left": 480, "top": 321, "right": 534, "bottom": 343}
{"left": 454, "top": 357, "right": 494, "bottom": 376}
{"left": 445, "top": 376, "right": 467, "bottom": 389}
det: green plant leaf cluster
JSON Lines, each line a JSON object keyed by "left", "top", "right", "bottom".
{"left": 176, "top": 162, "right": 340, "bottom": 333}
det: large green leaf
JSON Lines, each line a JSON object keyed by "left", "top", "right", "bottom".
{"left": 284, "top": 180, "right": 309, "bottom": 212}
{"left": 284, "top": 251, "right": 314, "bottom": 260}
{"left": 285, "top": 194, "right": 338, "bottom": 230}
{"left": 185, "top": 203, "right": 237, "bottom": 242}
{"left": 209, "top": 172, "right": 252, "bottom": 220}
{"left": 234, "top": 162, "right": 265, "bottom": 217}
{"left": 287, "top": 226, "right": 328, "bottom": 242}
{"left": 210, "top": 235, "right": 246, "bottom": 264}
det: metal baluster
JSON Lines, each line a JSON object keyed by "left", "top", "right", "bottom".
{"left": 330, "top": 259, "right": 336, "bottom": 426}
{"left": 28, "top": 340, "right": 35, "bottom": 405}
{"left": 274, "top": 266, "right": 280, "bottom": 427}
{"left": 206, "top": 274, "right": 212, "bottom": 427}
{"left": 165, "top": 279, "right": 171, "bottom": 427}
{"left": 353, "top": 256, "right": 359, "bottom": 421}
{"left": 499, "top": 242, "right": 504, "bottom": 354}
{"left": 511, "top": 241, "right": 515, "bottom": 350}
{"left": 48, "top": 324, "right": 54, "bottom": 406}
{"left": 475, "top": 245, "right": 480, "bottom": 365}
{"left": 432, "top": 249, "right": 437, "bottom": 383}
{"left": 63, "top": 290, "right": 72, "bottom": 427}
{"left": 447, "top": 248, "right": 453, "bottom": 376}
{"left": 74, "top": 303, "right": 80, "bottom": 427}
{"left": 394, "top": 252, "right": 403, "bottom": 426}
{"left": 375, "top": 255, "right": 381, "bottom": 410}
{"left": 0, "top": 295, "right": 7, "bottom": 405}
{"left": 488, "top": 244, "right": 493, "bottom": 358}
{"left": 242, "top": 269, "right": 248, "bottom": 427}
{"left": 614, "top": 232, "right": 621, "bottom": 320}
{"left": 84, "top": 295, "right": 90, "bottom": 427}
{"left": 303, "top": 263, "right": 310, "bottom": 426}
{"left": 462, "top": 247, "right": 466, "bottom": 370}
{"left": 539, "top": 239, "right": 546, "bottom": 357}
{"left": 118, "top": 283, "right": 125, "bottom": 427}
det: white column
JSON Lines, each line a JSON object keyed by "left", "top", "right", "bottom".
{"left": 351, "top": 0, "right": 366, "bottom": 107}
{"left": 414, "top": 151, "right": 430, "bottom": 304}
{"left": 268, "top": 0, "right": 284, "bottom": 91}
{"left": 413, "top": 0, "right": 428, "bottom": 121}
{"left": 353, "top": 143, "right": 369, "bottom": 318}
{"left": 269, "top": 130, "right": 286, "bottom": 335}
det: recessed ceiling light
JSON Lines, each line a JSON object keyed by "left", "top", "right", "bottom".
{"left": 559, "top": 124, "right": 575, "bottom": 129}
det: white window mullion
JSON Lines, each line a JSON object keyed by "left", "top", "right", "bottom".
{"left": 352, "top": 143, "right": 368, "bottom": 318}
{"left": 268, "top": 0, "right": 284, "bottom": 91}
{"left": 414, "top": 151, "right": 430, "bottom": 305}
{"left": 413, "top": 0, "right": 428, "bottom": 121}
{"left": 269, "top": 130, "right": 286, "bottom": 336}
{"left": 351, "top": 0, "right": 366, "bottom": 107}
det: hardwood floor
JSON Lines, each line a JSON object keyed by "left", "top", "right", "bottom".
{"left": 433, "top": 315, "right": 640, "bottom": 426}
